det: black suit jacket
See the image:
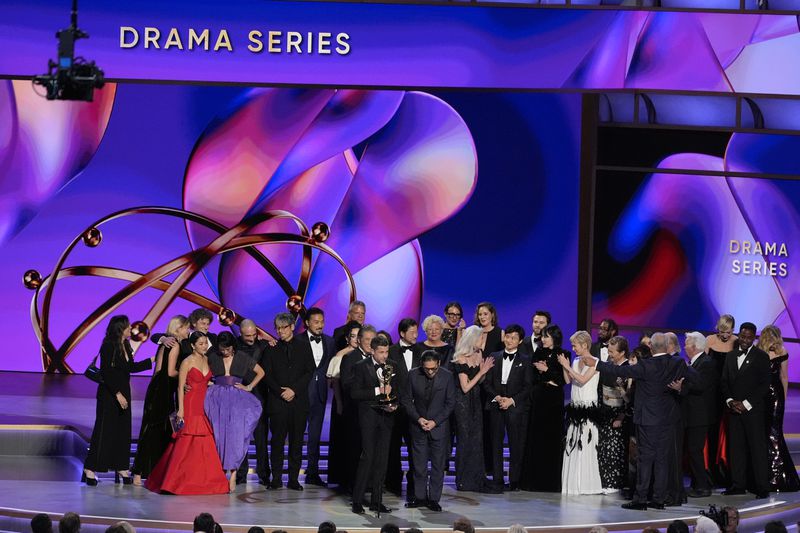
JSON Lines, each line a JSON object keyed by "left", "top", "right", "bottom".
{"left": 349, "top": 357, "right": 396, "bottom": 425}
{"left": 519, "top": 336, "right": 542, "bottom": 357}
{"left": 237, "top": 337, "right": 269, "bottom": 388}
{"left": 481, "top": 351, "right": 533, "bottom": 412}
{"left": 590, "top": 340, "right": 608, "bottom": 361}
{"left": 597, "top": 354, "right": 695, "bottom": 426}
{"left": 683, "top": 353, "right": 719, "bottom": 427}
{"left": 261, "top": 337, "right": 315, "bottom": 414}
{"left": 295, "top": 331, "right": 336, "bottom": 405}
{"left": 720, "top": 345, "right": 770, "bottom": 412}
{"left": 341, "top": 348, "right": 371, "bottom": 395}
{"left": 401, "top": 367, "right": 455, "bottom": 440}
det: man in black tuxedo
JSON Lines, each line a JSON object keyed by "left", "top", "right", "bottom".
{"left": 350, "top": 336, "right": 398, "bottom": 515}
{"left": 664, "top": 331, "right": 686, "bottom": 506}
{"left": 682, "top": 331, "right": 719, "bottom": 498}
{"left": 236, "top": 319, "right": 271, "bottom": 485}
{"left": 262, "top": 312, "right": 315, "bottom": 490}
{"left": 582, "top": 332, "right": 696, "bottom": 510}
{"left": 590, "top": 318, "right": 618, "bottom": 362}
{"left": 481, "top": 324, "right": 533, "bottom": 491}
{"left": 337, "top": 324, "right": 377, "bottom": 492}
{"left": 386, "top": 318, "right": 420, "bottom": 498}
{"left": 295, "top": 307, "right": 335, "bottom": 487}
{"left": 333, "top": 300, "right": 366, "bottom": 351}
{"left": 520, "top": 310, "right": 550, "bottom": 356}
{"left": 721, "top": 322, "right": 770, "bottom": 499}
{"left": 401, "top": 350, "right": 455, "bottom": 511}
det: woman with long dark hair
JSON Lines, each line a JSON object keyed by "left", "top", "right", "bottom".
{"left": 519, "top": 324, "right": 567, "bottom": 492}
{"left": 83, "top": 315, "right": 154, "bottom": 485}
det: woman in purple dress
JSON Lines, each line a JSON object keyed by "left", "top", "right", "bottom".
{"left": 204, "top": 331, "right": 265, "bottom": 492}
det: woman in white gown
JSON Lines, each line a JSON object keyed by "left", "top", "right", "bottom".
{"left": 557, "top": 330, "right": 602, "bottom": 495}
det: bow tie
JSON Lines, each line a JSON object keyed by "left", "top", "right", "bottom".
{"left": 374, "top": 363, "right": 385, "bottom": 370}
{"left": 503, "top": 352, "right": 515, "bottom": 361}
{"left": 310, "top": 334, "right": 321, "bottom": 343}
{"left": 400, "top": 345, "right": 411, "bottom": 352}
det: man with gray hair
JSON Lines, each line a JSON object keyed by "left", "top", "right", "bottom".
{"left": 681, "top": 331, "right": 718, "bottom": 498}
{"left": 262, "top": 312, "right": 316, "bottom": 490}
{"left": 582, "top": 332, "right": 696, "bottom": 509}
{"left": 333, "top": 300, "right": 367, "bottom": 351}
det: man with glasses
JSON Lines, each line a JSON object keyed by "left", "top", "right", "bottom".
{"left": 401, "top": 351, "right": 455, "bottom": 511}
{"left": 262, "top": 313, "right": 315, "bottom": 490}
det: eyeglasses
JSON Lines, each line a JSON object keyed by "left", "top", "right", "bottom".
{"left": 446, "top": 313, "right": 462, "bottom": 318}
{"left": 423, "top": 366, "right": 439, "bottom": 373}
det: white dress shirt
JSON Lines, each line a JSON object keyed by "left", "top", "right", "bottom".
{"left": 501, "top": 350, "right": 517, "bottom": 385}
{"left": 308, "top": 331, "right": 324, "bottom": 367}
{"left": 399, "top": 341, "right": 414, "bottom": 370}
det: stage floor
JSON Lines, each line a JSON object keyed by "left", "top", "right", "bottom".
{"left": 0, "top": 479, "right": 797, "bottom": 533}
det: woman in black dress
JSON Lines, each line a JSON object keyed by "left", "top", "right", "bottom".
{"left": 760, "top": 325, "right": 800, "bottom": 492}
{"left": 416, "top": 315, "right": 454, "bottom": 368}
{"left": 83, "top": 315, "right": 154, "bottom": 485}
{"left": 131, "top": 315, "right": 189, "bottom": 485}
{"left": 705, "top": 314, "right": 737, "bottom": 484}
{"left": 442, "top": 301, "right": 465, "bottom": 347}
{"left": 452, "top": 325, "right": 495, "bottom": 492}
{"left": 597, "top": 335, "right": 631, "bottom": 494}
{"left": 519, "top": 324, "right": 566, "bottom": 492}
{"left": 475, "top": 302, "right": 503, "bottom": 357}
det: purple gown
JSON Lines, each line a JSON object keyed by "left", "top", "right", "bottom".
{"left": 204, "top": 375, "right": 262, "bottom": 470}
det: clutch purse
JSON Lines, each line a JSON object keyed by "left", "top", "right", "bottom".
{"left": 84, "top": 354, "right": 103, "bottom": 384}
{"left": 169, "top": 411, "right": 185, "bottom": 433}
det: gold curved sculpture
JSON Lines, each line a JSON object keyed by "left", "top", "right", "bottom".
{"left": 26, "top": 207, "right": 355, "bottom": 373}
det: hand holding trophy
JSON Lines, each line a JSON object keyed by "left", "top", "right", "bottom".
{"left": 377, "top": 361, "right": 398, "bottom": 412}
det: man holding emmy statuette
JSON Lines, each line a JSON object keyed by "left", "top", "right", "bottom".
{"left": 349, "top": 335, "right": 398, "bottom": 515}
{"left": 400, "top": 350, "right": 456, "bottom": 511}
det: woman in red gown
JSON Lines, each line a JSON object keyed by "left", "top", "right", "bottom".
{"left": 146, "top": 331, "right": 229, "bottom": 495}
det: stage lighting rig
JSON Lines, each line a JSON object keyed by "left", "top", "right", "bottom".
{"left": 32, "top": 0, "right": 104, "bottom": 102}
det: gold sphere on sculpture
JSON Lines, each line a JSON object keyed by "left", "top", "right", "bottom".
{"left": 218, "top": 308, "right": 237, "bottom": 327}
{"left": 310, "top": 222, "right": 330, "bottom": 243}
{"left": 23, "top": 269, "right": 43, "bottom": 290}
{"left": 130, "top": 321, "right": 150, "bottom": 342}
{"left": 81, "top": 227, "right": 103, "bottom": 247}
{"left": 286, "top": 294, "right": 304, "bottom": 314}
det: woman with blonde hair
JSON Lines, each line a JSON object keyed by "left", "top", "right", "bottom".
{"left": 416, "top": 314, "right": 454, "bottom": 368}
{"left": 132, "top": 314, "right": 190, "bottom": 485}
{"left": 557, "top": 330, "right": 602, "bottom": 494}
{"left": 452, "top": 325, "right": 495, "bottom": 492}
{"left": 760, "top": 325, "right": 800, "bottom": 491}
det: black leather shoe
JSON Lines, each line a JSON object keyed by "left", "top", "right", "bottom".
{"left": 369, "top": 504, "right": 393, "bottom": 513}
{"left": 722, "top": 488, "right": 746, "bottom": 496}
{"left": 663, "top": 498, "right": 682, "bottom": 507}
{"left": 305, "top": 475, "right": 327, "bottom": 487}
{"left": 405, "top": 500, "right": 425, "bottom": 508}
{"left": 647, "top": 502, "right": 665, "bottom": 510}
{"left": 753, "top": 491, "right": 769, "bottom": 499}
{"left": 287, "top": 481, "right": 304, "bottom": 491}
{"left": 351, "top": 503, "right": 365, "bottom": 514}
{"left": 621, "top": 502, "right": 647, "bottom": 510}
{"left": 688, "top": 488, "right": 711, "bottom": 498}
{"left": 479, "top": 484, "right": 503, "bottom": 494}
{"left": 427, "top": 501, "right": 442, "bottom": 512}
{"left": 81, "top": 472, "right": 98, "bottom": 487}
{"left": 269, "top": 481, "right": 283, "bottom": 490}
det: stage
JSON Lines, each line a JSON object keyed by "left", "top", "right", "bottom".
{"left": 1, "top": 372, "right": 800, "bottom": 532}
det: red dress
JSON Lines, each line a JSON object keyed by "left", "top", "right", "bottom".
{"left": 145, "top": 367, "right": 229, "bottom": 494}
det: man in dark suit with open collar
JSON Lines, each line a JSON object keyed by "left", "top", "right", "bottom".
{"left": 350, "top": 336, "right": 397, "bottom": 515}
{"left": 582, "top": 332, "right": 696, "bottom": 510}
{"left": 481, "top": 324, "right": 533, "bottom": 492}
{"left": 520, "top": 310, "right": 550, "bottom": 356}
{"left": 294, "top": 307, "right": 335, "bottom": 487}
{"left": 682, "top": 331, "right": 719, "bottom": 498}
{"left": 386, "top": 317, "right": 421, "bottom": 498}
{"left": 401, "top": 349, "right": 455, "bottom": 511}
{"left": 590, "top": 318, "right": 618, "bottom": 362}
{"left": 721, "top": 322, "right": 771, "bottom": 499}
{"left": 262, "top": 312, "right": 315, "bottom": 491}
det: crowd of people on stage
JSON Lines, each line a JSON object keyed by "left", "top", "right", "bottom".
{"left": 80, "top": 300, "right": 799, "bottom": 514}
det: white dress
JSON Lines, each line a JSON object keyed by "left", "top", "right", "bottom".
{"left": 561, "top": 357, "right": 603, "bottom": 495}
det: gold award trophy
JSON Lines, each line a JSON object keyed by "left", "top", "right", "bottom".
{"left": 377, "top": 361, "right": 398, "bottom": 408}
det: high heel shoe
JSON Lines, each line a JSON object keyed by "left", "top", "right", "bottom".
{"left": 81, "top": 471, "right": 98, "bottom": 486}
{"left": 115, "top": 471, "right": 133, "bottom": 485}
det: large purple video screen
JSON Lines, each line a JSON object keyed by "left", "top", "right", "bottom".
{"left": 592, "top": 127, "right": 800, "bottom": 377}
{"left": 0, "top": 81, "right": 581, "bottom": 372}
